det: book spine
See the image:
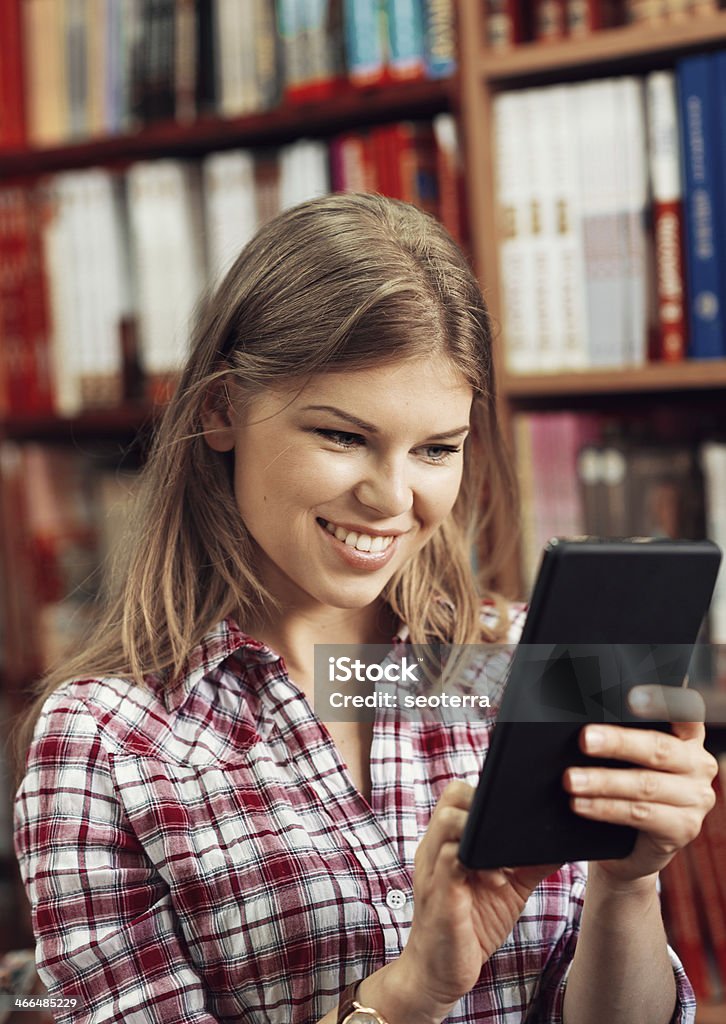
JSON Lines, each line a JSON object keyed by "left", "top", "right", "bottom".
{"left": 533, "top": 0, "right": 566, "bottom": 41}
{"left": 0, "top": 0, "right": 27, "bottom": 148}
{"left": 484, "top": 0, "right": 524, "bottom": 49}
{"left": 677, "top": 54, "right": 725, "bottom": 359}
{"left": 493, "top": 90, "right": 538, "bottom": 373}
{"left": 660, "top": 848, "right": 714, "bottom": 1001}
{"left": 618, "top": 76, "right": 650, "bottom": 367}
{"left": 433, "top": 113, "right": 465, "bottom": 246}
{"left": 645, "top": 71, "right": 688, "bottom": 362}
{"left": 422, "top": 0, "right": 456, "bottom": 79}
{"left": 385, "top": 0, "right": 426, "bottom": 81}
{"left": 344, "top": 0, "right": 386, "bottom": 86}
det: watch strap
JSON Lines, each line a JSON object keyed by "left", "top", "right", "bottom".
{"left": 336, "top": 980, "right": 361, "bottom": 1023}
{"left": 336, "top": 978, "right": 392, "bottom": 1024}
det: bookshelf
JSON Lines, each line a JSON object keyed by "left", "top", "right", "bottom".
{"left": 457, "top": 2, "right": 726, "bottom": 1018}
{"left": 1, "top": 1, "right": 725, "bottom": 1016}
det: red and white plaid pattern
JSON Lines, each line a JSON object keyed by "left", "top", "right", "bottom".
{"left": 14, "top": 612, "right": 695, "bottom": 1023}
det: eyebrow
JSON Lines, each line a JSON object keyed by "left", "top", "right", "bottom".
{"left": 300, "top": 405, "right": 470, "bottom": 442}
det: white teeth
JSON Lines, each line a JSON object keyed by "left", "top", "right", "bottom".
{"left": 321, "top": 519, "right": 395, "bottom": 552}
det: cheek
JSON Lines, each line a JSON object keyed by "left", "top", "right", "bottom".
{"left": 419, "top": 469, "right": 465, "bottom": 528}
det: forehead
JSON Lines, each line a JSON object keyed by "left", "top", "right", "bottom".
{"left": 246, "top": 355, "right": 473, "bottom": 427}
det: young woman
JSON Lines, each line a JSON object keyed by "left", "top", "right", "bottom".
{"left": 14, "top": 194, "right": 715, "bottom": 1024}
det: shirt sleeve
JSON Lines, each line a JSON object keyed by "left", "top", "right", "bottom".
{"left": 13, "top": 692, "right": 223, "bottom": 1024}
{"left": 526, "top": 864, "right": 696, "bottom": 1024}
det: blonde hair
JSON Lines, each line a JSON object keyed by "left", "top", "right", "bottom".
{"left": 15, "top": 193, "right": 518, "bottom": 775}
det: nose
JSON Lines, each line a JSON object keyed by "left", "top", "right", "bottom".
{"left": 353, "top": 455, "right": 414, "bottom": 518}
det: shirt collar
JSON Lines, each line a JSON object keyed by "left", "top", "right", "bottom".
{"left": 161, "top": 617, "right": 282, "bottom": 714}
{"left": 161, "top": 616, "right": 409, "bottom": 715}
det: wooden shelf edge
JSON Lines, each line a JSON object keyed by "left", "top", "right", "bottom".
{"left": 479, "top": 13, "right": 726, "bottom": 82}
{"left": 0, "top": 406, "right": 156, "bottom": 440}
{"left": 0, "top": 78, "right": 455, "bottom": 177}
{"left": 501, "top": 360, "right": 726, "bottom": 398}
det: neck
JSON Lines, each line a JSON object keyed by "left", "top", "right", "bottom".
{"left": 245, "top": 601, "right": 398, "bottom": 683}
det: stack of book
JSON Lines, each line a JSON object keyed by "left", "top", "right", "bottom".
{"left": 493, "top": 58, "right": 726, "bottom": 373}
{"left": 0, "top": 112, "right": 465, "bottom": 414}
{"left": 0, "top": 0, "right": 456, "bottom": 149}
{"left": 484, "top": 0, "right": 719, "bottom": 49}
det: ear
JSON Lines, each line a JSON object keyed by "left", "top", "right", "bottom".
{"left": 200, "top": 382, "right": 236, "bottom": 452}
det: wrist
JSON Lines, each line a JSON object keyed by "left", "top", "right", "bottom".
{"left": 356, "top": 955, "right": 457, "bottom": 1024}
{"left": 588, "top": 863, "right": 660, "bottom": 901}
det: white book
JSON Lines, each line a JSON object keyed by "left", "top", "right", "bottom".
{"left": 548, "top": 85, "right": 589, "bottom": 370}
{"left": 492, "top": 91, "right": 538, "bottom": 374}
{"left": 700, "top": 442, "right": 726, "bottom": 653}
{"left": 238, "top": 0, "right": 260, "bottom": 114}
{"left": 42, "top": 175, "right": 83, "bottom": 416}
{"left": 575, "top": 79, "right": 626, "bottom": 368}
{"left": 617, "top": 77, "right": 650, "bottom": 367}
{"left": 81, "top": 170, "right": 126, "bottom": 405}
{"left": 202, "top": 149, "right": 259, "bottom": 283}
{"left": 526, "top": 88, "right": 565, "bottom": 372}
{"left": 279, "top": 139, "right": 330, "bottom": 211}
{"left": 127, "top": 160, "right": 206, "bottom": 380}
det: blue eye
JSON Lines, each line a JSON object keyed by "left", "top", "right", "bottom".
{"left": 314, "top": 429, "right": 364, "bottom": 449}
{"left": 422, "top": 445, "right": 461, "bottom": 463}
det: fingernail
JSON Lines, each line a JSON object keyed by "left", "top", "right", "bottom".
{"left": 629, "top": 688, "right": 653, "bottom": 713}
{"left": 568, "top": 769, "right": 588, "bottom": 791}
{"left": 573, "top": 797, "right": 593, "bottom": 812}
{"left": 585, "top": 727, "right": 605, "bottom": 752}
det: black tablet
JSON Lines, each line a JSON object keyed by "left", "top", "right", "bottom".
{"left": 458, "top": 537, "right": 722, "bottom": 870}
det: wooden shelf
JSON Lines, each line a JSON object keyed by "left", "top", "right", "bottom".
{"left": 479, "top": 13, "right": 726, "bottom": 84}
{"left": 0, "top": 405, "right": 155, "bottom": 441}
{"left": 501, "top": 360, "right": 726, "bottom": 400}
{"left": 0, "top": 78, "right": 454, "bottom": 177}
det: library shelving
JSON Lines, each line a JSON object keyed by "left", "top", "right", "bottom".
{"left": 457, "top": 2, "right": 726, "bottom": 1018}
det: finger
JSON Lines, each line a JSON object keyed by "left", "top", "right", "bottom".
{"left": 628, "top": 684, "right": 705, "bottom": 729}
{"left": 563, "top": 765, "right": 716, "bottom": 810}
{"left": 416, "top": 802, "right": 470, "bottom": 883}
{"left": 579, "top": 723, "right": 710, "bottom": 774}
{"left": 569, "top": 794, "right": 708, "bottom": 848}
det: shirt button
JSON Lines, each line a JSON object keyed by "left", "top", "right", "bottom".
{"left": 385, "top": 889, "right": 407, "bottom": 910}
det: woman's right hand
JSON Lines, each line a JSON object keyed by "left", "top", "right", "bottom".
{"left": 387, "top": 780, "right": 560, "bottom": 1023}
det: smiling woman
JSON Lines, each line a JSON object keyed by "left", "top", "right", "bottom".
{"left": 12, "top": 194, "right": 709, "bottom": 1024}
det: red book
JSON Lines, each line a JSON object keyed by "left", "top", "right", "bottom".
{"left": 660, "top": 849, "right": 714, "bottom": 1001}
{"left": 533, "top": 0, "right": 567, "bottom": 40}
{"left": 484, "top": 0, "right": 525, "bottom": 48}
{"left": 646, "top": 72, "right": 688, "bottom": 362}
{"left": 687, "top": 802, "right": 726, "bottom": 989}
{"left": 433, "top": 113, "right": 467, "bottom": 247}
{"left": 0, "top": 0, "right": 27, "bottom": 148}
{"left": 565, "top": 0, "right": 622, "bottom": 33}
{"left": 23, "top": 187, "right": 55, "bottom": 415}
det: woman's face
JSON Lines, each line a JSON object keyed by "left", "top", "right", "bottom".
{"left": 205, "top": 354, "right": 474, "bottom": 615}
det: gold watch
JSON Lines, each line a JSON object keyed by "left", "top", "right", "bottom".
{"left": 336, "top": 979, "right": 391, "bottom": 1024}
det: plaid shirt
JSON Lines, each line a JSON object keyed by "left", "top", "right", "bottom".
{"left": 14, "top": 613, "right": 695, "bottom": 1024}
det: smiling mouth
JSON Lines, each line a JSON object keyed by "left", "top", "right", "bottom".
{"left": 317, "top": 518, "right": 397, "bottom": 553}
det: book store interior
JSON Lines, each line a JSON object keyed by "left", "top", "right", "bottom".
{"left": 1, "top": 1, "right": 726, "bottom": 1022}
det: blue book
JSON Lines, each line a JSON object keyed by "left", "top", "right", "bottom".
{"left": 386, "top": 0, "right": 425, "bottom": 79}
{"left": 676, "top": 54, "right": 726, "bottom": 358}
{"left": 423, "top": 0, "right": 456, "bottom": 79}
{"left": 343, "top": 0, "right": 385, "bottom": 85}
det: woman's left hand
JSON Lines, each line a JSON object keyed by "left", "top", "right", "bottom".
{"left": 563, "top": 683, "right": 718, "bottom": 883}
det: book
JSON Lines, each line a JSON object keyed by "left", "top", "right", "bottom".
{"left": 202, "top": 149, "right": 259, "bottom": 283}
{"left": 385, "top": 0, "right": 426, "bottom": 81}
{"left": 617, "top": 76, "right": 650, "bottom": 367}
{"left": 576, "top": 79, "right": 627, "bottom": 368}
{"left": 344, "top": 0, "right": 386, "bottom": 86}
{"left": 547, "top": 84, "right": 589, "bottom": 370}
{"left": 433, "top": 113, "right": 466, "bottom": 247}
{"left": 700, "top": 442, "right": 726, "bottom": 685}
{"left": 422, "top": 0, "right": 456, "bottom": 78}
{"left": 645, "top": 71, "right": 688, "bottom": 362}
{"left": 492, "top": 90, "right": 538, "bottom": 373}
{"left": 565, "top": 0, "right": 622, "bottom": 33}
{"left": 533, "top": 0, "right": 567, "bottom": 41}
{"left": 677, "top": 54, "right": 725, "bottom": 359}
{"left": 0, "top": 0, "right": 26, "bottom": 149}
{"left": 660, "top": 848, "right": 713, "bottom": 1001}
{"left": 484, "top": 0, "right": 525, "bottom": 48}
{"left": 126, "top": 160, "right": 206, "bottom": 399}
